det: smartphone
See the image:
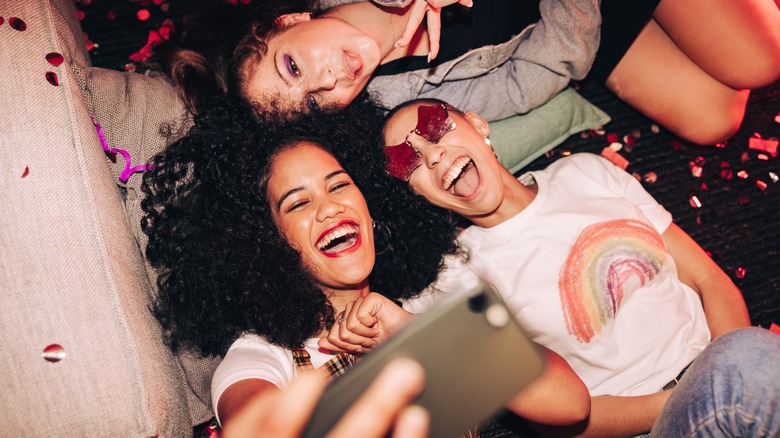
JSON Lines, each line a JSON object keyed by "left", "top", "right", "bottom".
{"left": 301, "top": 276, "right": 545, "bottom": 438}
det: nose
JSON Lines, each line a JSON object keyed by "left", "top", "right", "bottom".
{"left": 316, "top": 195, "right": 345, "bottom": 222}
{"left": 411, "top": 138, "right": 445, "bottom": 169}
{"left": 311, "top": 67, "right": 337, "bottom": 92}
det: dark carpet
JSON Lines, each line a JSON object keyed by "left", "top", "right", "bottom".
{"left": 78, "top": 1, "right": 780, "bottom": 436}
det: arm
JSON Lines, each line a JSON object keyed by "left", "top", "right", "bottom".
{"left": 506, "top": 345, "right": 590, "bottom": 426}
{"left": 662, "top": 223, "right": 750, "bottom": 338}
{"left": 532, "top": 391, "right": 672, "bottom": 437}
{"left": 221, "top": 358, "right": 428, "bottom": 438}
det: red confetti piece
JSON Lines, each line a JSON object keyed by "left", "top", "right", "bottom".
{"left": 77, "top": 10, "right": 85, "bottom": 20}
{"left": 720, "top": 169, "right": 733, "bottom": 180}
{"left": 107, "top": 11, "right": 117, "bottom": 21}
{"left": 129, "top": 30, "right": 164, "bottom": 62}
{"left": 153, "top": 0, "right": 164, "bottom": 4}
{"left": 0, "top": 17, "right": 5, "bottom": 26}
{"left": 756, "top": 180, "right": 768, "bottom": 191}
{"left": 606, "top": 133, "right": 619, "bottom": 143}
{"left": 689, "top": 195, "right": 702, "bottom": 209}
{"left": 737, "top": 170, "right": 749, "bottom": 179}
{"left": 735, "top": 267, "right": 746, "bottom": 279}
{"left": 741, "top": 152, "right": 750, "bottom": 162}
{"left": 21, "top": 166, "right": 29, "bottom": 178}
{"left": 600, "top": 147, "right": 629, "bottom": 169}
{"left": 770, "top": 323, "right": 780, "bottom": 335}
{"left": 748, "top": 136, "right": 778, "bottom": 157}
{"left": 758, "top": 153, "right": 770, "bottom": 161}
{"left": 738, "top": 194, "right": 750, "bottom": 205}
{"left": 160, "top": 3, "right": 170, "bottom": 13}
{"left": 670, "top": 139, "right": 684, "bottom": 150}
{"left": 9, "top": 17, "right": 26, "bottom": 31}
{"left": 623, "top": 134, "right": 637, "bottom": 146}
{"left": 775, "top": 114, "right": 780, "bottom": 125}
{"left": 689, "top": 162, "right": 703, "bottom": 178}
{"left": 45, "top": 71, "right": 59, "bottom": 86}
{"left": 700, "top": 182, "right": 708, "bottom": 190}
{"left": 715, "top": 142, "right": 727, "bottom": 149}
{"left": 137, "top": 9, "right": 151, "bottom": 21}
{"left": 45, "top": 52, "right": 64, "bottom": 67}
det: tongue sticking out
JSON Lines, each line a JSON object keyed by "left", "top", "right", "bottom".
{"left": 451, "top": 161, "right": 479, "bottom": 197}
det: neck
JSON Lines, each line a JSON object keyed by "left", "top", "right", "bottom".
{"left": 323, "top": 2, "right": 429, "bottom": 63}
{"left": 470, "top": 168, "right": 537, "bottom": 228}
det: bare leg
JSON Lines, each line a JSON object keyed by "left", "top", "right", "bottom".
{"left": 653, "top": 0, "right": 780, "bottom": 89}
{"left": 606, "top": 21, "right": 749, "bottom": 145}
{"left": 606, "top": 0, "right": 780, "bottom": 145}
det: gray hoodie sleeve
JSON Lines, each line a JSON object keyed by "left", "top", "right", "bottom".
{"left": 369, "top": 0, "right": 602, "bottom": 121}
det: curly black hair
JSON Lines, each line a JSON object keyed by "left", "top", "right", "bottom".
{"left": 142, "top": 96, "right": 459, "bottom": 358}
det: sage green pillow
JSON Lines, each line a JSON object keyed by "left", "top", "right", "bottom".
{"left": 489, "top": 87, "right": 610, "bottom": 175}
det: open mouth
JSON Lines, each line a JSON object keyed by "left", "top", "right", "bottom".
{"left": 316, "top": 222, "right": 360, "bottom": 255}
{"left": 442, "top": 156, "right": 479, "bottom": 197}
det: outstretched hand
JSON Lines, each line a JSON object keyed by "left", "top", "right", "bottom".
{"left": 319, "top": 292, "right": 414, "bottom": 353}
{"left": 221, "top": 358, "right": 428, "bottom": 438}
{"left": 396, "top": 0, "right": 474, "bottom": 61}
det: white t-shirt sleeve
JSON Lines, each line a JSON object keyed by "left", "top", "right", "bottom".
{"left": 211, "top": 334, "right": 295, "bottom": 425}
{"left": 401, "top": 253, "right": 476, "bottom": 314}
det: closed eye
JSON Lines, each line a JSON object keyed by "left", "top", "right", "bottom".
{"left": 286, "top": 199, "right": 309, "bottom": 213}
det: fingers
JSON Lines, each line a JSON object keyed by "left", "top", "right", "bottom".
{"left": 391, "top": 405, "right": 430, "bottom": 438}
{"left": 326, "top": 358, "right": 427, "bottom": 438}
{"left": 425, "top": 8, "right": 441, "bottom": 61}
{"left": 221, "top": 370, "right": 328, "bottom": 438}
{"left": 396, "top": 0, "right": 428, "bottom": 48}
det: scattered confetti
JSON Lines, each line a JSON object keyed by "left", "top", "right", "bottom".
{"left": 45, "top": 52, "right": 64, "bottom": 67}
{"left": 715, "top": 142, "right": 727, "bottom": 149}
{"left": 748, "top": 136, "right": 778, "bottom": 157}
{"left": 107, "top": 10, "right": 117, "bottom": 21}
{"left": 607, "top": 133, "right": 619, "bottom": 143}
{"left": 737, "top": 170, "right": 749, "bottom": 179}
{"left": 0, "top": 17, "right": 4, "bottom": 26}
{"left": 735, "top": 267, "right": 747, "bottom": 279}
{"left": 720, "top": 168, "right": 733, "bottom": 180}
{"left": 651, "top": 124, "right": 660, "bottom": 134}
{"left": 670, "top": 139, "right": 684, "bottom": 151}
{"left": 689, "top": 194, "right": 702, "bottom": 209}
{"left": 623, "top": 134, "right": 637, "bottom": 146}
{"left": 609, "top": 141, "right": 623, "bottom": 152}
{"left": 770, "top": 323, "right": 780, "bottom": 335}
{"left": 769, "top": 172, "right": 779, "bottom": 183}
{"left": 45, "top": 71, "right": 59, "bottom": 86}
{"left": 741, "top": 152, "right": 750, "bottom": 162}
{"left": 77, "top": 10, "right": 86, "bottom": 20}
{"left": 775, "top": 114, "right": 780, "bottom": 124}
{"left": 600, "top": 146, "right": 629, "bottom": 169}
{"left": 21, "top": 166, "right": 29, "bottom": 178}
{"left": 9, "top": 17, "right": 26, "bottom": 31}
{"left": 642, "top": 172, "right": 657, "bottom": 183}
{"left": 756, "top": 180, "right": 768, "bottom": 191}
{"left": 738, "top": 194, "right": 750, "bottom": 205}
{"left": 137, "top": 9, "right": 151, "bottom": 21}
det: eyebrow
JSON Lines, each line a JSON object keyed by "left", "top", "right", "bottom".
{"left": 275, "top": 169, "right": 348, "bottom": 211}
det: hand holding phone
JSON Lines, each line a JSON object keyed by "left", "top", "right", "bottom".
{"left": 303, "top": 277, "right": 545, "bottom": 438}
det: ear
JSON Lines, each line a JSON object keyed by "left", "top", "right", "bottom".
{"left": 274, "top": 12, "right": 312, "bottom": 28}
{"left": 464, "top": 110, "right": 490, "bottom": 140}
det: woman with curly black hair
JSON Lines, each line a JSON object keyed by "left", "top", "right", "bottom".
{"left": 140, "top": 97, "right": 460, "bottom": 428}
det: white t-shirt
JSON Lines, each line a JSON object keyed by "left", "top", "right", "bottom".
{"left": 404, "top": 153, "right": 710, "bottom": 396}
{"left": 210, "top": 334, "right": 336, "bottom": 424}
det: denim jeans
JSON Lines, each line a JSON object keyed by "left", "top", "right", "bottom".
{"left": 650, "top": 327, "right": 780, "bottom": 437}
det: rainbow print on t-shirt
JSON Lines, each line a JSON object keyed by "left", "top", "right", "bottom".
{"left": 559, "top": 219, "right": 666, "bottom": 343}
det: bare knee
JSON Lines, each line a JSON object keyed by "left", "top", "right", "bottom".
{"left": 672, "top": 98, "right": 747, "bottom": 145}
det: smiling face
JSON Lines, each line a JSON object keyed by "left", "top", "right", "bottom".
{"left": 383, "top": 103, "right": 508, "bottom": 223}
{"left": 242, "top": 14, "right": 380, "bottom": 114}
{"left": 266, "top": 141, "right": 375, "bottom": 293}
